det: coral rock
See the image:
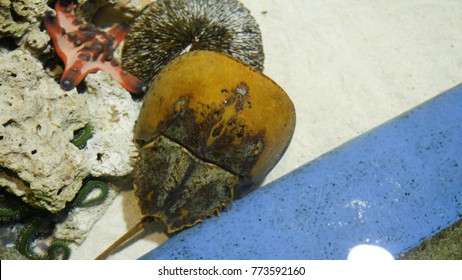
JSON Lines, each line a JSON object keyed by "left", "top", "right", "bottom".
{"left": 0, "top": 0, "right": 51, "bottom": 50}
{"left": 0, "top": 49, "right": 90, "bottom": 212}
{"left": 82, "top": 71, "right": 141, "bottom": 177}
{"left": 0, "top": 0, "right": 31, "bottom": 39}
{"left": 0, "top": 49, "right": 141, "bottom": 213}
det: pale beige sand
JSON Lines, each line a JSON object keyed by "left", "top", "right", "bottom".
{"left": 73, "top": 0, "right": 462, "bottom": 259}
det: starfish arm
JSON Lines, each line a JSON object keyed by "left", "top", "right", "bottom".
{"left": 46, "top": 0, "right": 144, "bottom": 95}
{"left": 55, "top": 0, "right": 80, "bottom": 33}
{"left": 106, "top": 22, "right": 130, "bottom": 49}
{"left": 91, "top": 61, "right": 146, "bottom": 95}
{"left": 44, "top": 11, "right": 77, "bottom": 66}
{"left": 60, "top": 57, "right": 89, "bottom": 90}
{"left": 120, "top": 72, "right": 147, "bottom": 95}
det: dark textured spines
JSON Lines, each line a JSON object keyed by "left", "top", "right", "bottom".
{"left": 122, "top": 0, "right": 264, "bottom": 86}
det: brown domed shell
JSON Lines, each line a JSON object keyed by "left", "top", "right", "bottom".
{"left": 134, "top": 50, "right": 295, "bottom": 232}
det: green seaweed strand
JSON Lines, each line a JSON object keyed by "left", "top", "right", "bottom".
{"left": 71, "top": 123, "right": 93, "bottom": 149}
{"left": 47, "top": 240, "right": 71, "bottom": 260}
{"left": 0, "top": 207, "right": 25, "bottom": 223}
{"left": 17, "top": 217, "right": 48, "bottom": 260}
{"left": 71, "top": 180, "right": 109, "bottom": 208}
{"left": 0, "top": 192, "right": 32, "bottom": 223}
{"left": 13, "top": 179, "right": 109, "bottom": 260}
{"left": 17, "top": 216, "right": 71, "bottom": 260}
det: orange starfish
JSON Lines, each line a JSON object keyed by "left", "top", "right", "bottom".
{"left": 44, "top": 0, "right": 146, "bottom": 94}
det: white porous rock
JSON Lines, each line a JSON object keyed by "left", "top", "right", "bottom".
{"left": 0, "top": 49, "right": 91, "bottom": 212}
{"left": 0, "top": 0, "right": 30, "bottom": 39}
{"left": 0, "top": 0, "right": 53, "bottom": 56}
{"left": 0, "top": 49, "right": 141, "bottom": 246}
{"left": 51, "top": 71, "right": 142, "bottom": 245}
{"left": 83, "top": 71, "right": 142, "bottom": 177}
{"left": 0, "top": 0, "right": 144, "bottom": 247}
{"left": 0, "top": 50, "right": 142, "bottom": 210}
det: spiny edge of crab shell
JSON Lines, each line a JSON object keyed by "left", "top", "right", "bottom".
{"left": 133, "top": 134, "right": 239, "bottom": 233}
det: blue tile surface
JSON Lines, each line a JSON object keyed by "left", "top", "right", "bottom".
{"left": 141, "top": 85, "right": 462, "bottom": 259}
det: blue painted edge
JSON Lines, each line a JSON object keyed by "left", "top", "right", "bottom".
{"left": 141, "top": 84, "right": 462, "bottom": 259}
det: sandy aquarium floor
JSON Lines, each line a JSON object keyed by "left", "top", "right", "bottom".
{"left": 69, "top": 0, "right": 462, "bottom": 259}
